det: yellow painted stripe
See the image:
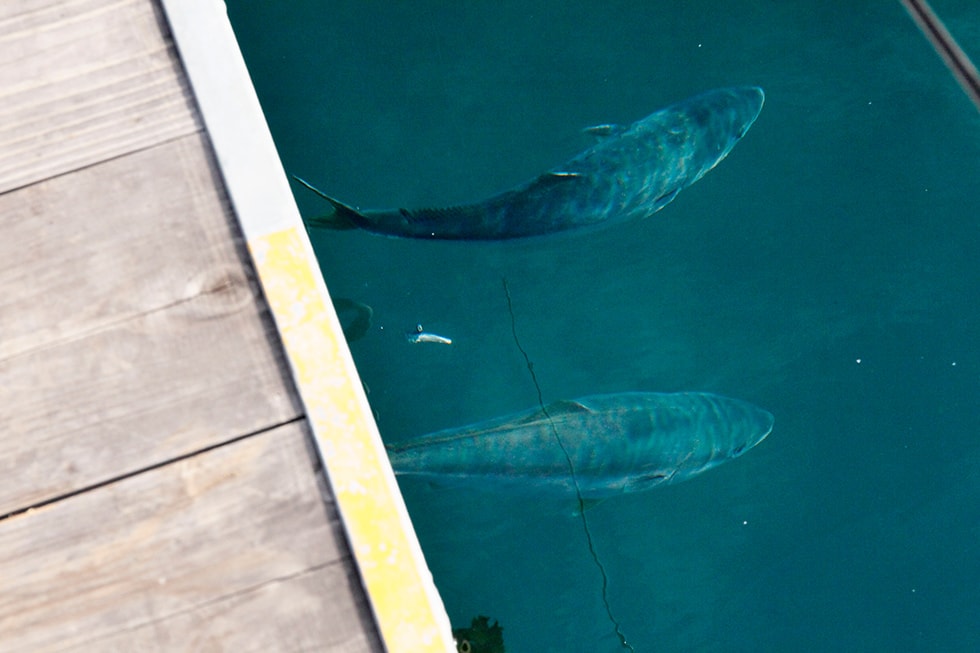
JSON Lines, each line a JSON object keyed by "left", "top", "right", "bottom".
{"left": 160, "top": 0, "right": 455, "bottom": 647}
{"left": 249, "top": 228, "right": 454, "bottom": 652}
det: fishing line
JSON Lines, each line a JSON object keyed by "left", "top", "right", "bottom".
{"left": 502, "top": 278, "right": 635, "bottom": 652}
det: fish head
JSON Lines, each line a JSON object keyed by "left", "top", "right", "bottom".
{"left": 726, "top": 398, "right": 774, "bottom": 459}
{"left": 704, "top": 86, "right": 765, "bottom": 142}
{"left": 685, "top": 86, "right": 765, "bottom": 181}
{"left": 659, "top": 393, "right": 774, "bottom": 485}
{"left": 728, "top": 86, "right": 766, "bottom": 139}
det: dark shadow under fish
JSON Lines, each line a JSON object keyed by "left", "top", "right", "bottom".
{"left": 295, "top": 86, "right": 764, "bottom": 240}
{"left": 332, "top": 297, "right": 373, "bottom": 342}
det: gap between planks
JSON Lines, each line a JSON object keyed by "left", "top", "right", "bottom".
{"left": 0, "top": 420, "right": 381, "bottom": 653}
{"left": 0, "top": 415, "right": 305, "bottom": 523}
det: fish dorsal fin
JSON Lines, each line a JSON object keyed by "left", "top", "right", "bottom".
{"left": 582, "top": 123, "right": 625, "bottom": 139}
{"left": 546, "top": 399, "right": 593, "bottom": 416}
{"left": 526, "top": 171, "right": 586, "bottom": 193}
{"left": 503, "top": 399, "right": 591, "bottom": 429}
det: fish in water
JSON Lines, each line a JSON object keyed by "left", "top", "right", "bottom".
{"left": 386, "top": 391, "right": 773, "bottom": 498}
{"left": 405, "top": 323, "right": 453, "bottom": 345}
{"left": 294, "top": 86, "right": 764, "bottom": 240}
{"left": 332, "top": 297, "right": 373, "bottom": 342}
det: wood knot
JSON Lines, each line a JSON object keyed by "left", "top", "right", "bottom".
{"left": 181, "top": 267, "right": 256, "bottom": 319}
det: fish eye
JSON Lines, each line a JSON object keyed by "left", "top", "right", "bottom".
{"left": 732, "top": 444, "right": 746, "bottom": 456}
{"left": 457, "top": 639, "right": 471, "bottom": 653}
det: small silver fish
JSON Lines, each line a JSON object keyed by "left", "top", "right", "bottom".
{"left": 405, "top": 323, "right": 452, "bottom": 345}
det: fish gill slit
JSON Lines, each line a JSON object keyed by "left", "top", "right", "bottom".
{"left": 502, "top": 278, "right": 636, "bottom": 653}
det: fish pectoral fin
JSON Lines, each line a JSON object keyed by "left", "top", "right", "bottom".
{"left": 524, "top": 171, "right": 586, "bottom": 194}
{"left": 624, "top": 472, "right": 670, "bottom": 493}
{"left": 572, "top": 497, "right": 606, "bottom": 516}
{"left": 654, "top": 187, "right": 681, "bottom": 206}
{"left": 582, "top": 123, "right": 625, "bottom": 138}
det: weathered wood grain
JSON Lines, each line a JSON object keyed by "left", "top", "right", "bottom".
{"left": 0, "top": 0, "right": 201, "bottom": 194}
{"left": 98, "top": 565, "right": 383, "bottom": 652}
{"left": 0, "top": 0, "right": 387, "bottom": 648}
{"left": 0, "top": 421, "right": 381, "bottom": 653}
{"left": 0, "top": 133, "right": 302, "bottom": 515}
{"left": 1, "top": 132, "right": 259, "bottom": 360}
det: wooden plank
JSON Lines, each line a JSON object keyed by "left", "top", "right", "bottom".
{"left": 0, "top": 421, "right": 381, "bottom": 653}
{"left": 1, "top": 131, "right": 253, "bottom": 361}
{"left": 0, "top": 134, "right": 302, "bottom": 514}
{"left": 0, "top": 0, "right": 201, "bottom": 193}
{"left": 0, "top": 0, "right": 384, "bottom": 648}
{"left": 96, "top": 564, "right": 382, "bottom": 652}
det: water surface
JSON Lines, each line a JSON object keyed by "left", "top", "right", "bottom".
{"left": 228, "top": 2, "right": 980, "bottom": 650}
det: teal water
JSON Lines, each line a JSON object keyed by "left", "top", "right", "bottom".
{"left": 227, "top": 2, "right": 980, "bottom": 651}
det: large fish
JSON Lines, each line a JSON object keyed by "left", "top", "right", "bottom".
{"left": 386, "top": 392, "right": 773, "bottom": 498}
{"left": 295, "top": 86, "right": 764, "bottom": 240}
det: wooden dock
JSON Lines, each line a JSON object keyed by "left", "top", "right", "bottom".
{"left": 0, "top": 1, "right": 451, "bottom": 650}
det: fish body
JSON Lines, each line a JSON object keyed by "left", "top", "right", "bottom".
{"left": 296, "top": 86, "right": 764, "bottom": 240}
{"left": 386, "top": 392, "right": 773, "bottom": 498}
{"left": 405, "top": 323, "right": 453, "bottom": 345}
{"left": 406, "top": 331, "right": 453, "bottom": 345}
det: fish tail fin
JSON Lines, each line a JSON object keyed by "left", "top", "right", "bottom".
{"left": 291, "top": 175, "right": 365, "bottom": 231}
